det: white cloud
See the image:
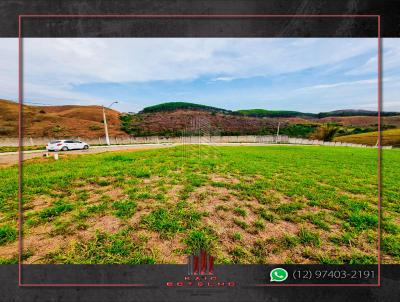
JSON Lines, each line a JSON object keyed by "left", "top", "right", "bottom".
{"left": 0, "top": 38, "right": 18, "bottom": 101}
{"left": 346, "top": 56, "right": 377, "bottom": 76}
{"left": 346, "top": 38, "right": 400, "bottom": 76}
{"left": 23, "top": 82, "right": 108, "bottom": 105}
{"left": 21, "top": 38, "right": 377, "bottom": 83}
{"left": 210, "top": 76, "right": 236, "bottom": 82}
{"left": 298, "top": 78, "right": 377, "bottom": 91}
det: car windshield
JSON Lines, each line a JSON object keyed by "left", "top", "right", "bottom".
{"left": 49, "top": 140, "right": 61, "bottom": 144}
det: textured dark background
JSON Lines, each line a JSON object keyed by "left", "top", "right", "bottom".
{"left": 20, "top": 264, "right": 379, "bottom": 285}
{"left": 1, "top": 0, "right": 399, "bottom": 301}
{"left": 19, "top": 17, "right": 378, "bottom": 38}
{"left": 0, "top": 0, "right": 399, "bottom": 37}
{"left": 1, "top": 265, "right": 399, "bottom": 301}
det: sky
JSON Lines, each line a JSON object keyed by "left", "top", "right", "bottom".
{"left": 0, "top": 38, "right": 399, "bottom": 113}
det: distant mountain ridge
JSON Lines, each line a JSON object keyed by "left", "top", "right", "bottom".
{"left": 139, "top": 102, "right": 400, "bottom": 118}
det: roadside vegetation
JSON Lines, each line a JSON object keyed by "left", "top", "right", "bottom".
{"left": 334, "top": 128, "right": 400, "bottom": 147}
{"left": 0, "top": 145, "right": 398, "bottom": 264}
{"left": 0, "top": 146, "right": 45, "bottom": 153}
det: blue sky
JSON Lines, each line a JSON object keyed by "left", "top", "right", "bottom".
{"left": 0, "top": 38, "right": 399, "bottom": 112}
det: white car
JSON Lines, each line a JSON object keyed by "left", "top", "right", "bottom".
{"left": 46, "top": 140, "right": 90, "bottom": 151}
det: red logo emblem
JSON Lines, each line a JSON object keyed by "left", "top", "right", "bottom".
{"left": 188, "top": 250, "right": 214, "bottom": 275}
{"left": 165, "top": 250, "right": 236, "bottom": 288}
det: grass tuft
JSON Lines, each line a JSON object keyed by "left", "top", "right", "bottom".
{"left": 38, "top": 200, "right": 73, "bottom": 220}
{"left": 233, "top": 207, "right": 247, "bottom": 217}
{"left": 183, "top": 229, "right": 216, "bottom": 253}
{"left": 233, "top": 218, "right": 248, "bottom": 230}
{"left": 299, "top": 227, "right": 321, "bottom": 246}
{"left": 0, "top": 224, "right": 17, "bottom": 245}
{"left": 112, "top": 199, "right": 137, "bottom": 218}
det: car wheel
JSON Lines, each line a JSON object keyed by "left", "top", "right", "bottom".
{"left": 61, "top": 146, "right": 68, "bottom": 151}
{"left": 83, "top": 145, "right": 89, "bottom": 150}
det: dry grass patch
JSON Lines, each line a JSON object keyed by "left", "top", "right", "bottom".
{"left": 132, "top": 230, "right": 187, "bottom": 263}
{"left": 87, "top": 215, "right": 122, "bottom": 234}
{"left": 210, "top": 174, "right": 240, "bottom": 185}
{"left": 25, "top": 195, "right": 54, "bottom": 212}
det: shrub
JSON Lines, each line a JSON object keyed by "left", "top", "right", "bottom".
{"left": 89, "top": 124, "right": 101, "bottom": 131}
{"left": 52, "top": 125, "right": 63, "bottom": 133}
{"left": 310, "top": 124, "right": 339, "bottom": 141}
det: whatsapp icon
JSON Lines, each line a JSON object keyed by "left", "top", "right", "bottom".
{"left": 270, "top": 268, "right": 288, "bottom": 282}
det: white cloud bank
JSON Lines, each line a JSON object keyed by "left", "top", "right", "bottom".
{"left": 0, "top": 37, "right": 399, "bottom": 111}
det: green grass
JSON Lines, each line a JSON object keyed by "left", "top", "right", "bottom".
{"left": 183, "top": 229, "right": 216, "bottom": 253}
{"left": 303, "top": 213, "right": 331, "bottom": 231}
{"left": 141, "top": 208, "right": 182, "bottom": 236}
{"left": 0, "top": 250, "right": 33, "bottom": 264}
{"left": 0, "top": 224, "right": 17, "bottom": 245}
{"left": 45, "top": 230, "right": 156, "bottom": 264}
{"left": 276, "top": 201, "right": 304, "bottom": 214}
{"left": 38, "top": 200, "right": 73, "bottom": 220}
{"left": 233, "top": 218, "right": 248, "bottom": 230}
{"left": 281, "top": 234, "right": 300, "bottom": 248}
{"left": 233, "top": 207, "right": 247, "bottom": 217}
{"left": 231, "top": 245, "right": 248, "bottom": 262}
{"left": 112, "top": 199, "right": 137, "bottom": 218}
{"left": 330, "top": 232, "right": 355, "bottom": 246}
{"left": 382, "top": 235, "right": 400, "bottom": 259}
{"left": 232, "top": 232, "right": 242, "bottom": 241}
{"left": 257, "top": 208, "right": 277, "bottom": 222}
{"left": 348, "top": 212, "right": 378, "bottom": 230}
{"left": 299, "top": 227, "right": 321, "bottom": 247}
{"left": 0, "top": 145, "right": 44, "bottom": 153}
{"left": 253, "top": 219, "right": 265, "bottom": 230}
{"left": 0, "top": 145, "right": 398, "bottom": 264}
{"left": 141, "top": 202, "right": 203, "bottom": 238}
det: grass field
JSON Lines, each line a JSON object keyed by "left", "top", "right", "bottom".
{"left": 0, "top": 145, "right": 399, "bottom": 264}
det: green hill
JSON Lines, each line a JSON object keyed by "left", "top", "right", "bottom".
{"left": 237, "top": 109, "right": 316, "bottom": 118}
{"left": 317, "top": 109, "right": 400, "bottom": 118}
{"left": 139, "top": 102, "right": 232, "bottom": 114}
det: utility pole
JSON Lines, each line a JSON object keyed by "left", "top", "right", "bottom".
{"left": 102, "top": 105, "right": 110, "bottom": 146}
{"left": 276, "top": 122, "right": 280, "bottom": 143}
{"left": 103, "top": 101, "right": 118, "bottom": 146}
